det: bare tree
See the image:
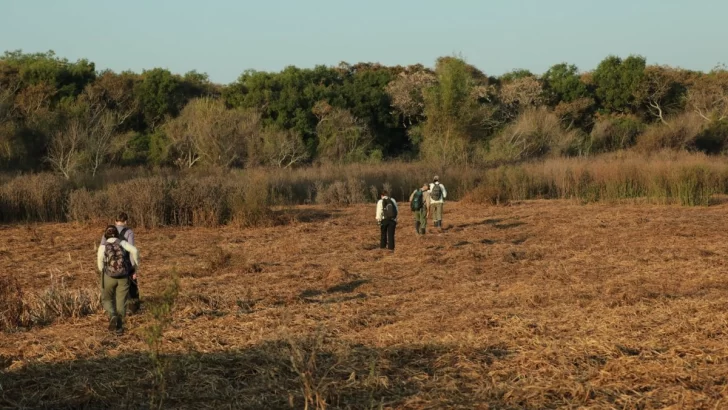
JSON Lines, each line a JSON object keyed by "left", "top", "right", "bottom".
{"left": 165, "top": 98, "right": 261, "bottom": 168}
{"left": 47, "top": 114, "right": 86, "bottom": 179}
{"left": 85, "top": 110, "right": 124, "bottom": 176}
{"left": 499, "top": 76, "right": 544, "bottom": 118}
{"left": 637, "top": 66, "right": 689, "bottom": 126}
{"left": 687, "top": 70, "right": 728, "bottom": 122}
{"left": 82, "top": 71, "right": 139, "bottom": 127}
{"left": 315, "top": 105, "right": 373, "bottom": 164}
{"left": 385, "top": 70, "right": 436, "bottom": 126}
{"left": 15, "top": 83, "right": 55, "bottom": 119}
{"left": 261, "top": 129, "right": 309, "bottom": 168}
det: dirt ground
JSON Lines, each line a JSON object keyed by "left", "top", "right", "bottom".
{"left": 2, "top": 200, "right": 728, "bottom": 409}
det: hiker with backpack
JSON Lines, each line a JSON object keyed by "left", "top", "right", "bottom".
{"left": 409, "top": 183, "right": 431, "bottom": 235}
{"left": 100, "top": 212, "right": 140, "bottom": 314}
{"left": 429, "top": 176, "right": 448, "bottom": 232}
{"left": 375, "top": 190, "right": 399, "bottom": 251}
{"left": 97, "top": 225, "right": 139, "bottom": 334}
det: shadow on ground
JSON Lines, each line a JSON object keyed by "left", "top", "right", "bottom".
{"left": 0, "top": 339, "right": 515, "bottom": 410}
{"left": 276, "top": 209, "right": 341, "bottom": 224}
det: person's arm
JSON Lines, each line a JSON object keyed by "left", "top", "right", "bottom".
{"left": 97, "top": 246, "right": 105, "bottom": 272}
{"left": 125, "top": 230, "right": 135, "bottom": 246}
{"left": 375, "top": 200, "right": 383, "bottom": 221}
{"left": 120, "top": 241, "right": 140, "bottom": 267}
{"left": 392, "top": 199, "right": 399, "bottom": 213}
{"left": 100, "top": 235, "right": 106, "bottom": 246}
{"left": 442, "top": 185, "right": 448, "bottom": 199}
{"left": 409, "top": 190, "right": 415, "bottom": 203}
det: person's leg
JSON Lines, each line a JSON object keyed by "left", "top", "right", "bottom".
{"left": 380, "top": 222, "right": 388, "bottom": 248}
{"left": 101, "top": 275, "right": 116, "bottom": 319}
{"left": 388, "top": 222, "right": 396, "bottom": 250}
{"left": 127, "top": 268, "right": 140, "bottom": 314}
{"left": 418, "top": 209, "right": 427, "bottom": 234}
{"left": 116, "top": 277, "right": 129, "bottom": 322}
{"left": 433, "top": 203, "right": 443, "bottom": 228}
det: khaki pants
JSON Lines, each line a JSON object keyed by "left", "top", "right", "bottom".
{"left": 414, "top": 208, "right": 427, "bottom": 234}
{"left": 101, "top": 274, "right": 129, "bottom": 320}
{"left": 430, "top": 203, "right": 443, "bottom": 224}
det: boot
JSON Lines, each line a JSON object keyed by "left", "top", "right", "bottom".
{"left": 109, "top": 315, "right": 120, "bottom": 332}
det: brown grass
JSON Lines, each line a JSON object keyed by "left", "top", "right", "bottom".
{"left": 2, "top": 200, "right": 728, "bottom": 408}
{"left": 465, "top": 150, "right": 728, "bottom": 206}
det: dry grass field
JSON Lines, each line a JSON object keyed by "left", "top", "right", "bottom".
{"left": 2, "top": 200, "right": 728, "bottom": 409}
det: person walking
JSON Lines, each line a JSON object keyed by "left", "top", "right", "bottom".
{"left": 100, "top": 212, "right": 140, "bottom": 313}
{"left": 429, "top": 176, "right": 448, "bottom": 232}
{"left": 375, "top": 190, "right": 398, "bottom": 251}
{"left": 98, "top": 225, "right": 140, "bottom": 334}
{"left": 409, "top": 183, "right": 431, "bottom": 235}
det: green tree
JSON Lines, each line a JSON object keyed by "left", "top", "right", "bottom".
{"left": 134, "top": 68, "right": 185, "bottom": 130}
{"left": 592, "top": 55, "right": 646, "bottom": 113}
{"left": 421, "top": 57, "right": 488, "bottom": 165}
{"left": 542, "top": 63, "right": 588, "bottom": 105}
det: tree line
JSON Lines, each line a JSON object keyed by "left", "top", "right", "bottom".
{"left": 1, "top": 50, "right": 727, "bottom": 178}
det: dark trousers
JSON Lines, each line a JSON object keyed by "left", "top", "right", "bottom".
{"left": 380, "top": 220, "right": 396, "bottom": 250}
{"left": 127, "top": 267, "right": 140, "bottom": 313}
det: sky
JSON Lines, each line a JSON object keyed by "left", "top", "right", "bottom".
{"left": 2, "top": 0, "right": 727, "bottom": 84}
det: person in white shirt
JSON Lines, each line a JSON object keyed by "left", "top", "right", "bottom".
{"left": 375, "top": 190, "right": 399, "bottom": 250}
{"left": 100, "top": 212, "right": 140, "bottom": 313}
{"left": 97, "top": 225, "right": 140, "bottom": 334}
{"left": 428, "top": 175, "right": 448, "bottom": 231}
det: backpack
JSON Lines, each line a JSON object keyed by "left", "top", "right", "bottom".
{"left": 382, "top": 198, "right": 398, "bottom": 220}
{"left": 118, "top": 227, "right": 135, "bottom": 272}
{"left": 430, "top": 183, "right": 443, "bottom": 201}
{"left": 103, "top": 241, "right": 128, "bottom": 278}
{"left": 410, "top": 190, "right": 423, "bottom": 211}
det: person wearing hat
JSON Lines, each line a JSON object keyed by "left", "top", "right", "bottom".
{"left": 429, "top": 175, "right": 447, "bottom": 231}
{"left": 409, "top": 183, "right": 431, "bottom": 235}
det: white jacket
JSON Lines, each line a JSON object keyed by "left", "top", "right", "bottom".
{"left": 97, "top": 238, "right": 140, "bottom": 273}
{"left": 428, "top": 182, "right": 447, "bottom": 204}
{"left": 375, "top": 197, "right": 399, "bottom": 222}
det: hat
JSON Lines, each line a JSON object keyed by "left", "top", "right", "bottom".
{"left": 422, "top": 183, "right": 429, "bottom": 190}
{"left": 433, "top": 175, "right": 439, "bottom": 182}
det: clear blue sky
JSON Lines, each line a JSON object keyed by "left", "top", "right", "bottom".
{"left": 2, "top": 0, "right": 726, "bottom": 84}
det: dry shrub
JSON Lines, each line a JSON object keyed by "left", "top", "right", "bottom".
{"left": 670, "top": 165, "right": 718, "bottom": 206}
{"left": 205, "top": 246, "right": 232, "bottom": 272}
{"left": 25, "top": 282, "right": 100, "bottom": 326}
{"left": 170, "top": 176, "right": 231, "bottom": 227}
{"left": 693, "top": 119, "right": 728, "bottom": 154}
{"left": 1, "top": 276, "right": 101, "bottom": 331}
{"left": 67, "top": 188, "right": 109, "bottom": 223}
{"left": 0, "top": 276, "right": 25, "bottom": 331}
{"left": 315, "top": 180, "right": 349, "bottom": 205}
{"left": 589, "top": 114, "right": 645, "bottom": 153}
{"left": 107, "top": 176, "right": 169, "bottom": 228}
{"left": 636, "top": 112, "right": 705, "bottom": 152}
{"left": 229, "top": 171, "right": 273, "bottom": 227}
{"left": 487, "top": 107, "right": 578, "bottom": 162}
{"left": 0, "top": 173, "right": 68, "bottom": 223}
{"left": 465, "top": 151, "right": 727, "bottom": 206}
